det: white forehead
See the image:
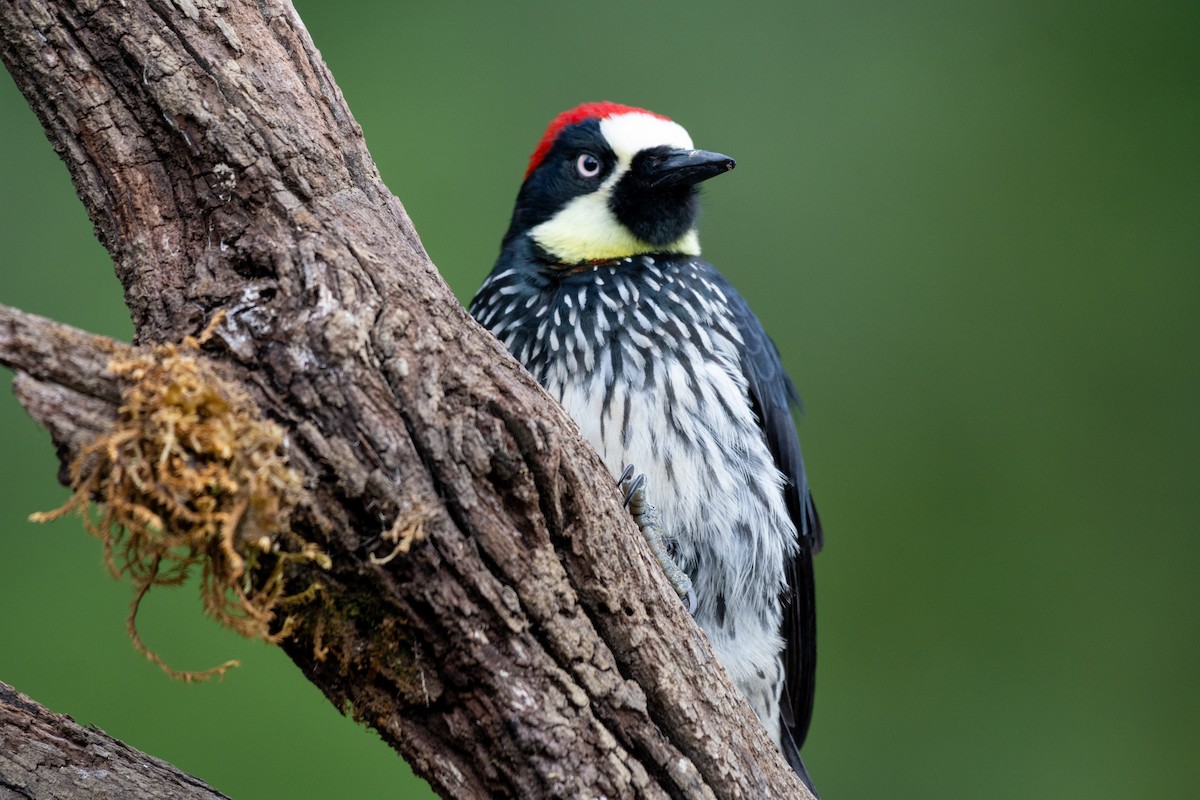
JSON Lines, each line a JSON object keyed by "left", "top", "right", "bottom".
{"left": 599, "top": 113, "right": 694, "bottom": 163}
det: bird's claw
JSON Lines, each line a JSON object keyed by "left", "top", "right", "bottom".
{"left": 620, "top": 469, "right": 647, "bottom": 510}
{"left": 618, "top": 465, "right": 696, "bottom": 614}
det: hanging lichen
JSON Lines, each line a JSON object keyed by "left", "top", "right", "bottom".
{"left": 32, "top": 317, "right": 328, "bottom": 681}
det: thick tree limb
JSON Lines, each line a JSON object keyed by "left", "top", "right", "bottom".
{"left": 0, "top": 681, "right": 230, "bottom": 800}
{"left": 0, "top": 1, "right": 811, "bottom": 798}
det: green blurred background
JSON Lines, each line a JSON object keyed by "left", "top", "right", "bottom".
{"left": 3, "top": 1, "right": 1198, "bottom": 798}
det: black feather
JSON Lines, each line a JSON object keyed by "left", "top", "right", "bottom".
{"left": 721, "top": 277, "right": 822, "bottom": 764}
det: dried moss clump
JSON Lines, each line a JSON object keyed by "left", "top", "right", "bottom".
{"left": 33, "top": 326, "right": 328, "bottom": 681}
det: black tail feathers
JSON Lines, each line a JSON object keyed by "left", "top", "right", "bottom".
{"left": 780, "top": 723, "right": 818, "bottom": 798}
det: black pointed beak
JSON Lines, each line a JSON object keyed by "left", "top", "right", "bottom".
{"left": 642, "top": 148, "right": 736, "bottom": 189}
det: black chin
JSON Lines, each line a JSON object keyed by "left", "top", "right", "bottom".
{"left": 609, "top": 146, "right": 734, "bottom": 248}
{"left": 610, "top": 183, "right": 698, "bottom": 247}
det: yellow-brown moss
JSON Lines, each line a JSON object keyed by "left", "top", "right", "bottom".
{"left": 367, "top": 501, "right": 426, "bottom": 566}
{"left": 33, "top": 319, "right": 328, "bottom": 681}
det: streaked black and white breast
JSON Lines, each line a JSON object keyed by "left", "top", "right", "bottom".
{"left": 470, "top": 252, "right": 798, "bottom": 741}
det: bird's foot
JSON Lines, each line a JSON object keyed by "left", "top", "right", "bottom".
{"left": 618, "top": 465, "right": 697, "bottom": 614}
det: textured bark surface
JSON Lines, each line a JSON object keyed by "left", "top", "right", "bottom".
{"left": 0, "top": 1, "right": 811, "bottom": 798}
{"left": 0, "top": 681, "right": 230, "bottom": 800}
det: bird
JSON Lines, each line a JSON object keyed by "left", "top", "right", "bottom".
{"left": 469, "top": 102, "right": 823, "bottom": 794}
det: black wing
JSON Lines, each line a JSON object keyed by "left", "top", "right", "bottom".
{"left": 726, "top": 284, "right": 823, "bottom": 785}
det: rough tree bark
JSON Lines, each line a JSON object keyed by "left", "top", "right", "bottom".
{"left": 0, "top": 1, "right": 812, "bottom": 798}
{"left": 0, "top": 681, "right": 230, "bottom": 800}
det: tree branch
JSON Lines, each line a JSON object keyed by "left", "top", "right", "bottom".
{"left": 0, "top": 680, "right": 231, "bottom": 800}
{"left": 0, "top": 1, "right": 810, "bottom": 797}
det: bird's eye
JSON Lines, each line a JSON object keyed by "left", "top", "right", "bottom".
{"left": 575, "top": 153, "right": 602, "bottom": 178}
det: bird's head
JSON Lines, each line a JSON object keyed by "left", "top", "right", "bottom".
{"left": 502, "top": 102, "right": 735, "bottom": 264}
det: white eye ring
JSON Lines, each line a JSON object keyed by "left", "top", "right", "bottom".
{"left": 576, "top": 153, "right": 602, "bottom": 178}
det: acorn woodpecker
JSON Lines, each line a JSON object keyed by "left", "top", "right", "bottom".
{"left": 469, "top": 102, "right": 822, "bottom": 792}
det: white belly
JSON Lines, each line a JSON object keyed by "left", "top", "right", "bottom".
{"left": 545, "top": 343, "right": 796, "bottom": 742}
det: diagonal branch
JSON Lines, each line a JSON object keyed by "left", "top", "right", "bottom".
{"left": 0, "top": 1, "right": 811, "bottom": 798}
{"left": 0, "top": 680, "right": 231, "bottom": 800}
